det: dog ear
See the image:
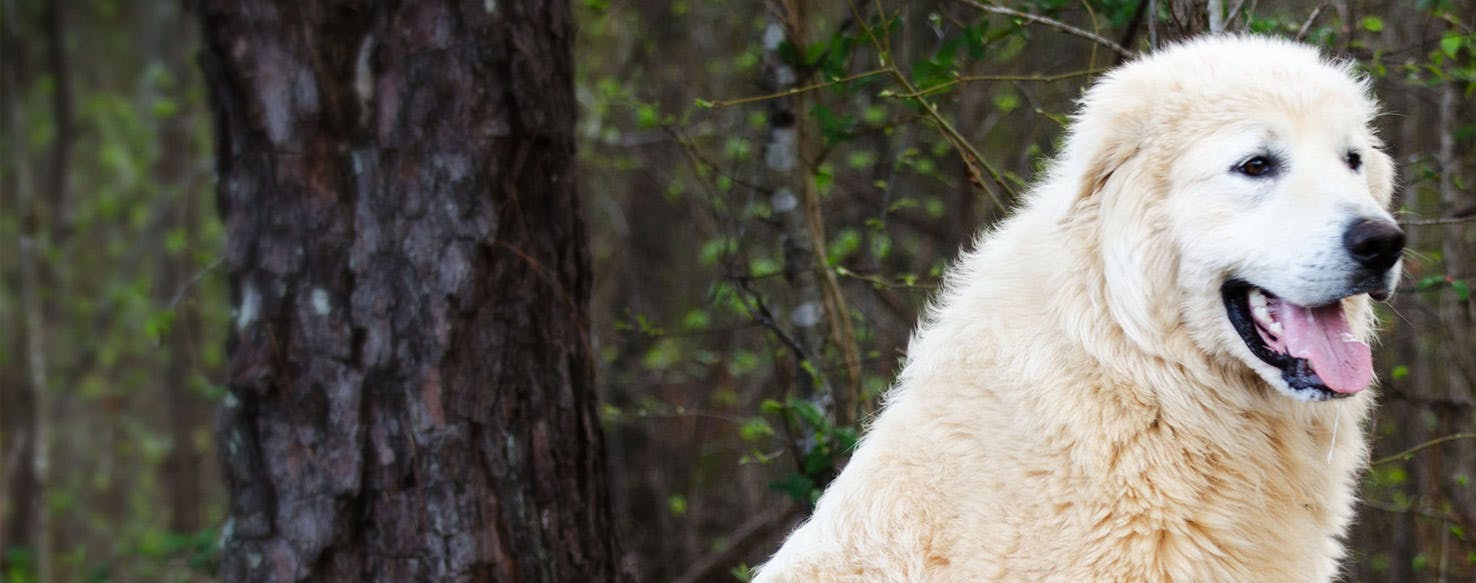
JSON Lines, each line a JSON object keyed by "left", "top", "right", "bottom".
{"left": 1072, "top": 115, "right": 1146, "bottom": 202}
{"left": 1065, "top": 67, "right": 1154, "bottom": 203}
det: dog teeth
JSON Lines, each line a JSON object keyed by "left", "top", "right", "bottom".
{"left": 1247, "top": 288, "right": 1280, "bottom": 336}
{"left": 1248, "top": 288, "right": 1268, "bottom": 309}
{"left": 1252, "top": 305, "right": 1271, "bottom": 322}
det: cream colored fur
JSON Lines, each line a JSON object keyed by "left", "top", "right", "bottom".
{"left": 754, "top": 36, "right": 1397, "bottom": 582}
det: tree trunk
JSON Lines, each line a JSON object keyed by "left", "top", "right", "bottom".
{"left": 148, "top": 0, "right": 208, "bottom": 536}
{"left": 196, "top": 1, "right": 620, "bottom": 581}
{"left": 1164, "top": 0, "right": 1211, "bottom": 40}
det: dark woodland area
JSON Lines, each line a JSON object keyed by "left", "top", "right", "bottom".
{"left": 0, "top": 0, "right": 1473, "bottom": 582}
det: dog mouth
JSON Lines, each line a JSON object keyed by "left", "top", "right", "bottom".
{"left": 1221, "top": 280, "right": 1373, "bottom": 400}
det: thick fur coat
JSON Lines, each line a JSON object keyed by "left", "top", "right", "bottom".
{"left": 755, "top": 36, "right": 1400, "bottom": 582}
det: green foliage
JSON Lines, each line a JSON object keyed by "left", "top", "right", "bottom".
{"left": 1, "top": 2, "right": 228, "bottom": 579}
{"left": 756, "top": 398, "right": 862, "bottom": 506}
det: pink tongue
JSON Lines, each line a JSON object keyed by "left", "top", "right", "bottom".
{"left": 1270, "top": 300, "right": 1373, "bottom": 394}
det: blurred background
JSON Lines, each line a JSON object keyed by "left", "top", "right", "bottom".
{"left": 1, "top": 0, "right": 1472, "bottom": 581}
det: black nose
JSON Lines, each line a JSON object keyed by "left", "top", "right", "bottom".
{"left": 1343, "top": 219, "right": 1405, "bottom": 271}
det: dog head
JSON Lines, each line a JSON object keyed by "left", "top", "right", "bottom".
{"left": 1063, "top": 36, "right": 1400, "bottom": 402}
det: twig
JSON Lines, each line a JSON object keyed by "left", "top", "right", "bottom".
{"left": 835, "top": 266, "right": 939, "bottom": 290}
{"left": 1295, "top": 0, "right": 1330, "bottom": 41}
{"left": 672, "top": 502, "right": 803, "bottom": 583}
{"left": 1224, "top": 0, "right": 1251, "bottom": 29}
{"left": 1371, "top": 432, "right": 1476, "bottom": 467}
{"left": 1398, "top": 216, "right": 1476, "bottom": 226}
{"left": 166, "top": 256, "right": 225, "bottom": 310}
{"left": 661, "top": 125, "right": 770, "bottom": 195}
{"left": 1362, "top": 498, "right": 1465, "bottom": 525}
{"left": 956, "top": 0, "right": 1134, "bottom": 59}
{"left": 848, "top": 0, "right": 1014, "bottom": 206}
{"left": 890, "top": 68, "right": 1108, "bottom": 98}
{"left": 701, "top": 69, "right": 892, "bottom": 109}
{"left": 1148, "top": 0, "right": 1158, "bottom": 50}
{"left": 1115, "top": 0, "right": 1151, "bottom": 63}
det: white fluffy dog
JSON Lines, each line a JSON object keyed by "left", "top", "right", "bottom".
{"left": 755, "top": 35, "right": 1403, "bottom": 582}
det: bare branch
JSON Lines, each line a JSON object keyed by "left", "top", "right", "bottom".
{"left": 166, "top": 256, "right": 225, "bottom": 310}
{"left": 1398, "top": 215, "right": 1476, "bottom": 226}
{"left": 1371, "top": 433, "right": 1476, "bottom": 467}
{"left": 701, "top": 69, "right": 892, "bottom": 109}
{"left": 1223, "top": 0, "right": 1250, "bottom": 29}
{"left": 672, "top": 502, "right": 803, "bottom": 583}
{"left": 1296, "top": 0, "right": 1330, "bottom": 41}
{"left": 957, "top": 0, "right": 1135, "bottom": 59}
{"left": 891, "top": 68, "right": 1109, "bottom": 99}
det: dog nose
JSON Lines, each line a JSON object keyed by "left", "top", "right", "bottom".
{"left": 1343, "top": 219, "right": 1405, "bottom": 271}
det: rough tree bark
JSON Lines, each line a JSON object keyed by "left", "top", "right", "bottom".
{"left": 197, "top": 1, "right": 620, "bottom": 581}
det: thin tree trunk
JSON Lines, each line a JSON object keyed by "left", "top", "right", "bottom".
{"left": 43, "top": 0, "right": 72, "bottom": 243}
{"left": 1165, "top": 0, "right": 1211, "bottom": 39}
{"left": 198, "top": 1, "right": 620, "bottom": 580}
{"left": 0, "top": 2, "right": 37, "bottom": 564}
{"left": 1207, "top": 0, "right": 1225, "bottom": 33}
{"left": 762, "top": 1, "right": 831, "bottom": 412}
{"left": 760, "top": 0, "right": 862, "bottom": 431}
{"left": 13, "top": 4, "right": 74, "bottom": 581}
{"left": 149, "top": 0, "right": 207, "bottom": 533}
{"left": 18, "top": 129, "right": 53, "bottom": 583}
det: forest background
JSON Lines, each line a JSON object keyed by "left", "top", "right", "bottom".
{"left": 0, "top": 0, "right": 1473, "bottom": 581}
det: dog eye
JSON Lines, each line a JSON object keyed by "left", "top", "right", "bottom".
{"left": 1346, "top": 151, "right": 1362, "bottom": 171}
{"left": 1236, "top": 156, "right": 1275, "bottom": 177}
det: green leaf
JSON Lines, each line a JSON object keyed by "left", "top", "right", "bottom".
{"left": 789, "top": 399, "right": 827, "bottom": 430}
{"left": 833, "top": 426, "right": 860, "bottom": 452}
{"left": 694, "top": 97, "right": 714, "bottom": 109}
{"left": 846, "top": 150, "right": 878, "bottom": 169}
{"left": 668, "top": 494, "right": 688, "bottom": 516}
{"left": 145, "top": 309, "right": 177, "bottom": 344}
{"left": 813, "top": 105, "right": 856, "bottom": 144}
{"left": 827, "top": 228, "right": 861, "bottom": 263}
{"left": 1361, "top": 16, "right": 1384, "bottom": 32}
{"left": 963, "top": 23, "right": 988, "bottom": 59}
{"left": 681, "top": 309, "right": 710, "bottom": 330}
{"left": 636, "top": 104, "right": 660, "bottom": 129}
{"left": 759, "top": 399, "right": 785, "bottom": 414}
{"left": 814, "top": 163, "right": 835, "bottom": 192}
{"left": 769, "top": 473, "right": 817, "bottom": 503}
{"left": 151, "top": 98, "right": 179, "bottom": 118}
{"left": 1392, "top": 365, "right": 1410, "bottom": 381}
{"left": 803, "top": 447, "right": 833, "bottom": 476}
{"left": 698, "top": 237, "right": 736, "bottom": 265}
{"left": 164, "top": 228, "right": 187, "bottom": 253}
{"left": 1440, "top": 34, "right": 1462, "bottom": 58}
{"left": 1453, "top": 279, "right": 1471, "bottom": 301}
{"left": 1416, "top": 275, "right": 1446, "bottom": 290}
{"left": 908, "top": 56, "right": 953, "bottom": 91}
{"left": 993, "top": 92, "right": 1020, "bottom": 113}
{"left": 739, "top": 417, "right": 775, "bottom": 441}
